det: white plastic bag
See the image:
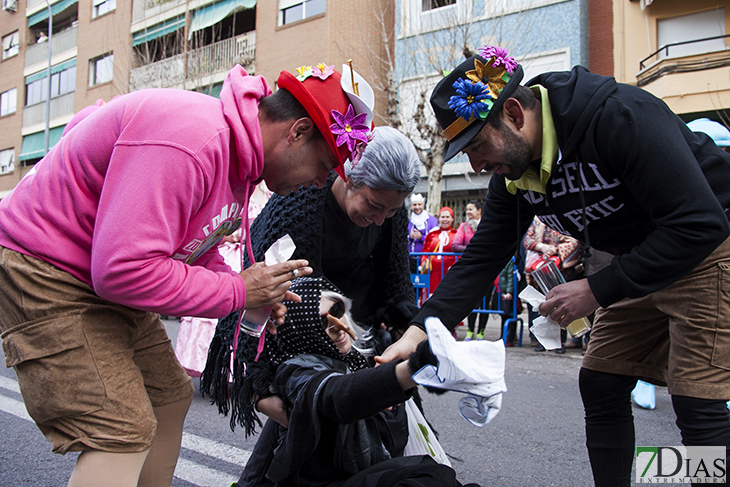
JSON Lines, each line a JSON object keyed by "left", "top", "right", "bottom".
{"left": 402, "top": 398, "right": 451, "bottom": 466}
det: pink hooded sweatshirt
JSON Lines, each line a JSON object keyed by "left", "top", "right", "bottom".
{"left": 0, "top": 66, "right": 271, "bottom": 319}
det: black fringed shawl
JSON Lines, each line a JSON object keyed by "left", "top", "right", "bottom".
{"left": 201, "top": 277, "right": 370, "bottom": 435}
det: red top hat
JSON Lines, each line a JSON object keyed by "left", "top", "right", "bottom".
{"left": 278, "top": 65, "right": 372, "bottom": 181}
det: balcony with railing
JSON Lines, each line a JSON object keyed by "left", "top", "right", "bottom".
{"left": 24, "top": 25, "right": 77, "bottom": 67}
{"left": 130, "top": 30, "right": 255, "bottom": 91}
{"left": 22, "top": 92, "right": 75, "bottom": 127}
{"left": 637, "top": 34, "right": 730, "bottom": 87}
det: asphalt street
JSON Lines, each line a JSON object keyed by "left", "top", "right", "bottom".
{"left": 0, "top": 315, "right": 682, "bottom": 487}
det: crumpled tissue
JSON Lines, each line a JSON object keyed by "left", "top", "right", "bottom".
{"left": 264, "top": 234, "right": 297, "bottom": 266}
{"left": 518, "top": 285, "right": 562, "bottom": 350}
{"left": 411, "top": 317, "right": 507, "bottom": 427}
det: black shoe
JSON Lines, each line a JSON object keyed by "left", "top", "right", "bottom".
{"left": 555, "top": 346, "right": 566, "bottom": 354}
{"left": 534, "top": 344, "right": 546, "bottom": 352}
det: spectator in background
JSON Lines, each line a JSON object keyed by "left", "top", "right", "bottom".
{"left": 408, "top": 194, "right": 438, "bottom": 274}
{"left": 523, "top": 216, "right": 583, "bottom": 353}
{"left": 420, "top": 207, "right": 458, "bottom": 303}
{"left": 492, "top": 259, "right": 520, "bottom": 346}
{"left": 453, "top": 200, "right": 491, "bottom": 340}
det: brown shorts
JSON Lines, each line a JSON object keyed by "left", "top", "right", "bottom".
{"left": 0, "top": 247, "right": 193, "bottom": 454}
{"left": 583, "top": 237, "right": 730, "bottom": 400}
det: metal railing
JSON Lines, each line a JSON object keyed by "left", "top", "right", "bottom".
{"left": 24, "top": 25, "right": 77, "bottom": 67}
{"left": 129, "top": 31, "right": 256, "bottom": 91}
{"left": 411, "top": 252, "right": 525, "bottom": 346}
{"left": 22, "top": 92, "right": 74, "bottom": 127}
{"left": 639, "top": 33, "right": 730, "bottom": 70}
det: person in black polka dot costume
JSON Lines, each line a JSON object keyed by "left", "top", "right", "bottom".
{"left": 264, "top": 276, "right": 369, "bottom": 373}
{"left": 235, "top": 276, "right": 481, "bottom": 487}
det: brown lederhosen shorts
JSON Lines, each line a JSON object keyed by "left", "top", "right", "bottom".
{"left": 583, "top": 236, "right": 730, "bottom": 400}
{"left": 0, "top": 246, "right": 193, "bottom": 454}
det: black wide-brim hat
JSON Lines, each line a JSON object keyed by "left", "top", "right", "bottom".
{"left": 430, "top": 54, "right": 524, "bottom": 161}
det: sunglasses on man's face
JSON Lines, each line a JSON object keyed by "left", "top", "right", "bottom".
{"left": 321, "top": 300, "right": 346, "bottom": 330}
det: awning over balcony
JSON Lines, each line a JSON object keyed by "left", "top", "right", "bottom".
{"left": 28, "top": 0, "right": 78, "bottom": 27}
{"left": 188, "top": 0, "right": 256, "bottom": 38}
{"left": 133, "top": 16, "right": 186, "bottom": 47}
{"left": 18, "top": 126, "right": 65, "bottom": 162}
{"left": 25, "top": 58, "right": 76, "bottom": 84}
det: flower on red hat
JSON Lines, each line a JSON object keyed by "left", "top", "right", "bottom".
{"left": 295, "top": 65, "right": 313, "bottom": 81}
{"left": 312, "top": 63, "right": 335, "bottom": 80}
{"left": 330, "top": 105, "right": 369, "bottom": 153}
{"left": 349, "top": 131, "right": 375, "bottom": 168}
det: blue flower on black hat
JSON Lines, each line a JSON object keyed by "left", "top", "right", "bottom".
{"left": 448, "top": 78, "right": 493, "bottom": 121}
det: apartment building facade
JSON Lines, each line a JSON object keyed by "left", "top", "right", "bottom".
{"left": 613, "top": 0, "right": 729, "bottom": 124}
{"left": 0, "top": 0, "right": 132, "bottom": 196}
{"left": 0, "top": 0, "right": 395, "bottom": 198}
{"left": 254, "top": 0, "right": 394, "bottom": 120}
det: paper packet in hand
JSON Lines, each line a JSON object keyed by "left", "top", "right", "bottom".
{"left": 241, "top": 234, "right": 297, "bottom": 337}
{"left": 518, "top": 285, "right": 562, "bottom": 350}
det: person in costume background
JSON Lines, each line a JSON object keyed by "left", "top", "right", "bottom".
{"left": 0, "top": 61, "right": 371, "bottom": 487}
{"left": 420, "top": 207, "right": 458, "bottom": 302}
{"left": 377, "top": 44, "right": 730, "bottom": 487}
{"left": 452, "top": 200, "right": 490, "bottom": 340}
{"left": 408, "top": 193, "right": 438, "bottom": 274}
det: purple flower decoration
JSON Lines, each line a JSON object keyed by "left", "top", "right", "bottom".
{"left": 350, "top": 131, "right": 374, "bottom": 167}
{"left": 330, "top": 105, "right": 369, "bottom": 153}
{"left": 448, "top": 78, "right": 492, "bottom": 121}
{"left": 478, "top": 45, "right": 518, "bottom": 75}
{"left": 312, "top": 63, "right": 335, "bottom": 80}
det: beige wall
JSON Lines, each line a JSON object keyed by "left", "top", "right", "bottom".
{"left": 255, "top": 0, "right": 394, "bottom": 124}
{"left": 75, "top": 0, "right": 133, "bottom": 109}
{"left": 613, "top": 0, "right": 730, "bottom": 115}
{"left": 0, "top": 0, "right": 28, "bottom": 193}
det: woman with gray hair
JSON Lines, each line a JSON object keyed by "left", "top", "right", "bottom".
{"left": 202, "top": 126, "right": 422, "bottom": 432}
{"left": 242, "top": 125, "right": 420, "bottom": 325}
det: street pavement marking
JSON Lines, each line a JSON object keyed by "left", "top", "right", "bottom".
{"left": 0, "top": 393, "right": 32, "bottom": 421}
{"left": 0, "top": 374, "right": 21, "bottom": 393}
{"left": 182, "top": 432, "right": 251, "bottom": 466}
{"left": 0, "top": 375, "right": 252, "bottom": 486}
{"left": 174, "top": 457, "right": 239, "bottom": 487}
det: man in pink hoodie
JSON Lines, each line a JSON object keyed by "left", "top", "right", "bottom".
{"left": 0, "top": 63, "right": 375, "bottom": 487}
